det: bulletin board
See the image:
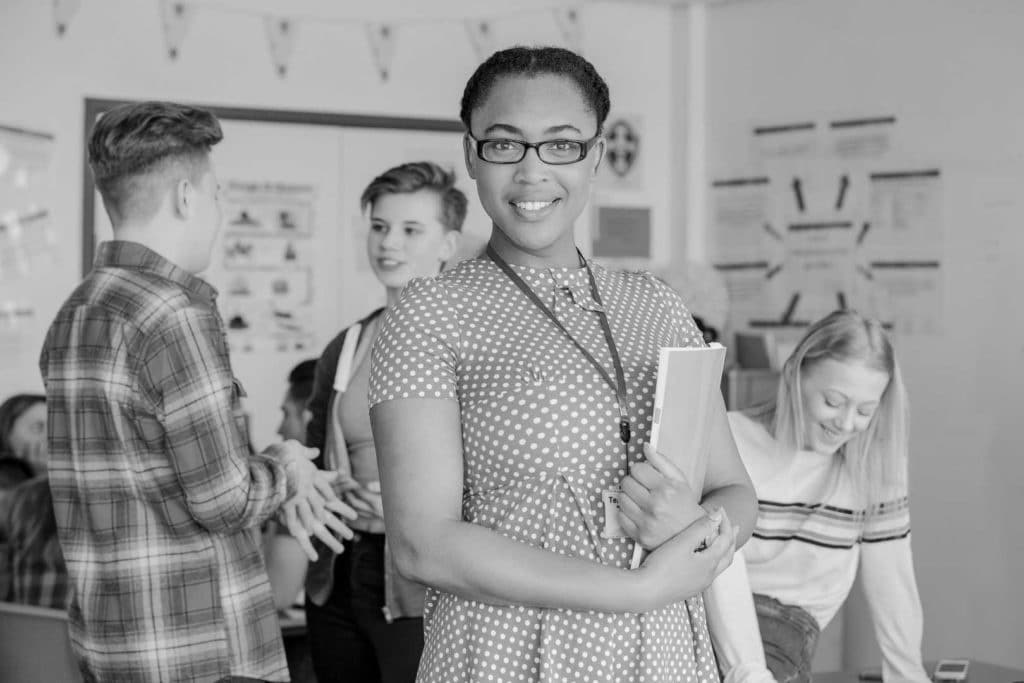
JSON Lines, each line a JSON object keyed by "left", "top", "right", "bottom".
{"left": 81, "top": 98, "right": 490, "bottom": 447}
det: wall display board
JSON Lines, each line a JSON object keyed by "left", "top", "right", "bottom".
{"left": 711, "top": 116, "right": 943, "bottom": 340}
{"left": 83, "top": 99, "right": 489, "bottom": 446}
{"left": 0, "top": 124, "right": 58, "bottom": 365}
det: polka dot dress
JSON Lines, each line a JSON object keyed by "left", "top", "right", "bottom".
{"left": 369, "top": 257, "right": 719, "bottom": 683}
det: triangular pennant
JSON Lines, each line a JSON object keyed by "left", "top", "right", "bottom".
{"left": 365, "top": 23, "right": 396, "bottom": 81}
{"left": 264, "top": 16, "right": 297, "bottom": 77}
{"left": 464, "top": 19, "right": 495, "bottom": 62}
{"left": 53, "top": 0, "right": 82, "bottom": 37}
{"left": 159, "top": 0, "right": 196, "bottom": 60}
{"left": 553, "top": 7, "right": 583, "bottom": 53}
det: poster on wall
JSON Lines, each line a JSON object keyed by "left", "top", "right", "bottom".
{"left": 709, "top": 176, "right": 777, "bottom": 330}
{"left": 209, "top": 180, "right": 317, "bottom": 353}
{"left": 591, "top": 205, "right": 652, "bottom": 265}
{"left": 829, "top": 116, "right": 896, "bottom": 159}
{"left": 0, "top": 124, "right": 57, "bottom": 355}
{"left": 714, "top": 115, "right": 944, "bottom": 336}
{"left": 597, "top": 114, "right": 643, "bottom": 190}
{"left": 861, "top": 169, "right": 944, "bottom": 335}
{"left": 752, "top": 120, "right": 818, "bottom": 161}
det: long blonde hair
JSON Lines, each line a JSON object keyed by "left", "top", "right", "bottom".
{"left": 750, "top": 310, "right": 909, "bottom": 506}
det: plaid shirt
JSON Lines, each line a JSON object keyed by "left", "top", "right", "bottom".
{"left": 40, "top": 241, "right": 290, "bottom": 682}
{"left": 9, "top": 551, "right": 70, "bottom": 609}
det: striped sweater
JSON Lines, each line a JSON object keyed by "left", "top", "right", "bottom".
{"left": 725, "top": 410, "right": 928, "bottom": 682}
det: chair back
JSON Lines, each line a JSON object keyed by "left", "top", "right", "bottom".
{"left": 0, "top": 601, "right": 81, "bottom": 682}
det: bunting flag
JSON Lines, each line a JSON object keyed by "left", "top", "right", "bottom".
{"left": 553, "top": 7, "right": 583, "bottom": 53}
{"left": 464, "top": 19, "right": 495, "bottom": 61}
{"left": 159, "top": 0, "right": 196, "bottom": 60}
{"left": 264, "top": 16, "right": 297, "bottom": 77}
{"left": 139, "top": 3, "right": 589, "bottom": 78}
{"left": 53, "top": 0, "right": 82, "bottom": 36}
{"left": 366, "top": 23, "right": 396, "bottom": 81}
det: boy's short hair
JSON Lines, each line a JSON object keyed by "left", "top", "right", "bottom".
{"left": 88, "top": 101, "right": 223, "bottom": 225}
{"left": 360, "top": 161, "right": 467, "bottom": 233}
{"left": 286, "top": 359, "right": 318, "bottom": 406}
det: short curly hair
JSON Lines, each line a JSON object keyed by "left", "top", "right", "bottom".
{"left": 460, "top": 46, "right": 611, "bottom": 134}
{"left": 360, "top": 161, "right": 467, "bottom": 233}
{"left": 88, "top": 101, "right": 222, "bottom": 224}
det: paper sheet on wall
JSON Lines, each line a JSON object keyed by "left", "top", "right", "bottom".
{"left": 208, "top": 180, "right": 317, "bottom": 353}
{"left": 710, "top": 177, "right": 778, "bottom": 331}
{"left": 0, "top": 125, "right": 57, "bottom": 358}
{"left": 861, "top": 170, "right": 944, "bottom": 334}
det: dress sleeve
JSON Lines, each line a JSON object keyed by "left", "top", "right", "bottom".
{"left": 860, "top": 492, "right": 929, "bottom": 683}
{"left": 369, "top": 277, "right": 460, "bottom": 406}
{"left": 645, "top": 273, "right": 706, "bottom": 348}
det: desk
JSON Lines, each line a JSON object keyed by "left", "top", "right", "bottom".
{"left": 816, "top": 661, "right": 1024, "bottom": 683}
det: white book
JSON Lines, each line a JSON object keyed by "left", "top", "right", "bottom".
{"left": 648, "top": 342, "right": 727, "bottom": 489}
{"left": 630, "top": 342, "right": 727, "bottom": 569}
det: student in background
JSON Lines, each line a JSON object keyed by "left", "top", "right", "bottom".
{"left": 39, "top": 100, "right": 355, "bottom": 682}
{"left": 705, "top": 309, "right": 928, "bottom": 683}
{"left": 0, "top": 455, "right": 36, "bottom": 600}
{"left": 0, "top": 394, "right": 47, "bottom": 472}
{"left": 302, "top": 161, "right": 466, "bottom": 683}
{"left": 264, "top": 358, "right": 319, "bottom": 610}
{"left": 277, "top": 359, "right": 317, "bottom": 443}
{"left": 5, "top": 475, "right": 68, "bottom": 609}
{"left": 368, "top": 46, "right": 755, "bottom": 682}
{"left": 0, "top": 455, "right": 35, "bottom": 517}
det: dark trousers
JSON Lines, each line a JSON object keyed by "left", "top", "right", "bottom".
{"left": 305, "top": 532, "right": 424, "bottom": 683}
{"left": 754, "top": 593, "right": 821, "bottom": 683}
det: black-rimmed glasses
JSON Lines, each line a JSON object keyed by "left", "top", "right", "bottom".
{"left": 469, "top": 134, "right": 601, "bottom": 165}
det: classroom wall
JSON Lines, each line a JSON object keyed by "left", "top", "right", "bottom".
{"left": 699, "top": 0, "right": 1024, "bottom": 669}
{"left": 0, "top": 0, "right": 676, "bottom": 447}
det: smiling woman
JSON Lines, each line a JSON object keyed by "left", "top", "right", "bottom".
{"left": 367, "top": 46, "right": 758, "bottom": 683}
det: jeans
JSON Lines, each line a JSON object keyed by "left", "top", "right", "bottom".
{"left": 753, "top": 594, "right": 820, "bottom": 683}
{"left": 305, "top": 532, "right": 424, "bottom": 683}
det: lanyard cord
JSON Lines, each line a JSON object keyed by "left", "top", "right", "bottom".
{"left": 486, "top": 245, "right": 632, "bottom": 448}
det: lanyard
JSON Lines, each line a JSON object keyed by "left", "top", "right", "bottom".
{"left": 486, "top": 245, "right": 632, "bottom": 446}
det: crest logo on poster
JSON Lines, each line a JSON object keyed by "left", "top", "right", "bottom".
{"left": 605, "top": 119, "right": 639, "bottom": 178}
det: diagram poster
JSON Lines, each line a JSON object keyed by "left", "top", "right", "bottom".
{"left": 714, "top": 112, "right": 944, "bottom": 336}
{"left": 209, "top": 180, "right": 317, "bottom": 353}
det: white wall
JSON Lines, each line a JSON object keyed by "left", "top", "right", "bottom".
{"left": 700, "top": 0, "right": 1024, "bottom": 669}
{"left": 0, "top": 0, "right": 676, "bottom": 447}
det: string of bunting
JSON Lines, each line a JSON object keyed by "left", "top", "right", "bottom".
{"left": 53, "top": 1, "right": 587, "bottom": 81}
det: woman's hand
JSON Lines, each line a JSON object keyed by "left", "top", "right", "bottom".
{"left": 638, "top": 509, "right": 738, "bottom": 608}
{"left": 343, "top": 481, "right": 385, "bottom": 519}
{"left": 618, "top": 443, "right": 706, "bottom": 549}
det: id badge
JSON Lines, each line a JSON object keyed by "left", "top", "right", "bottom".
{"left": 601, "top": 487, "right": 628, "bottom": 539}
